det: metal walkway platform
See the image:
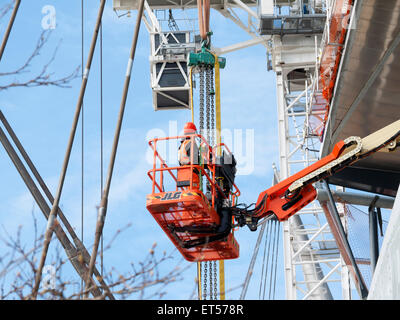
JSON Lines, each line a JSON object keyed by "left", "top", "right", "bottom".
{"left": 321, "top": 0, "right": 400, "bottom": 197}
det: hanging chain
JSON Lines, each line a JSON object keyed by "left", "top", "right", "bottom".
{"left": 199, "top": 67, "right": 205, "bottom": 136}
{"left": 203, "top": 261, "right": 207, "bottom": 300}
{"left": 210, "top": 67, "right": 215, "bottom": 147}
{"left": 209, "top": 261, "right": 213, "bottom": 300}
{"left": 213, "top": 260, "right": 218, "bottom": 299}
{"left": 205, "top": 66, "right": 211, "bottom": 144}
{"left": 198, "top": 64, "right": 219, "bottom": 301}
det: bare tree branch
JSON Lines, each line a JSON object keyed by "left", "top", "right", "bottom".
{"left": 0, "top": 29, "right": 80, "bottom": 91}
{"left": 0, "top": 216, "right": 190, "bottom": 300}
{"left": 0, "top": 2, "right": 13, "bottom": 21}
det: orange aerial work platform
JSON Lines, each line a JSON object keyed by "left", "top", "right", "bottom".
{"left": 146, "top": 132, "right": 240, "bottom": 262}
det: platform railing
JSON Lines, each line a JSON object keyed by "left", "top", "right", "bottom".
{"left": 147, "top": 134, "right": 240, "bottom": 208}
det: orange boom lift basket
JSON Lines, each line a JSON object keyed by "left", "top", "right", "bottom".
{"left": 146, "top": 132, "right": 240, "bottom": 262}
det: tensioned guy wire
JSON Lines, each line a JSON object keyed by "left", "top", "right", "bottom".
{"left": 271, "top": 221, "right": 280, "bottom": 299}
{"left": 258, "top": 219, "right": 271, "bottom": 299}
{"left": 80, "top": 0, "right": 85, "bottom": 297}
{"left": 99, "top": 6, "right": 104, "bottom": 278}
{"left": 258, "top": 219, "right": 280, "bottom": 300}
{"left": 31, "top": 0, "right": 107, "bottom": 300}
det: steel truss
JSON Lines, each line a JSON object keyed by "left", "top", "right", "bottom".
{"left": 275, "top": 59, "right": 340, "bottom": 299}
{"left": 271, "top": 17, "right": 354, "bottom": 297}
{"left": 256, "top": 0, "right": 354, "bottom": 300}
{"left": 114, "top": 0, "right": 270, "bottom": 54}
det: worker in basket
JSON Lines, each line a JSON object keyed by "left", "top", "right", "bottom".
{"left": 177, "top": 122, "right": 201, "bottom": 189}
{"left": 175, "top": 123, "right": 234, "bottom": 248}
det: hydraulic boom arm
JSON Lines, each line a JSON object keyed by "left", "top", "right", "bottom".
{"left": 233, "top": 119, "right": 400, "bottom": 231}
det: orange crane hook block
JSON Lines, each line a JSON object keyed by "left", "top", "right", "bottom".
{"left": 146, "top": 131, "right": 241, "bottom": 262}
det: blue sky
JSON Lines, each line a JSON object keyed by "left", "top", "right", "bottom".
{"left": 0, "top": 0, "right": 385, "bottom": 301}
{"left": 0, "top": 0, "right": 286, "bottom": 299}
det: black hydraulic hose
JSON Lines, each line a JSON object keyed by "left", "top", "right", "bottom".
{"left": 181, "top": 230, "right": 231, "bottom": 249}
{"left": 216, "top": 207, "right": 231, "bottom": 233}
{"left": 173, "top": 208, "right": 233, "bottom": 249}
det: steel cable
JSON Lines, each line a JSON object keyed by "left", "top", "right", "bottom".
{"left": 258, "top": 219, "right": 271, "bottom": 299}
{"left": 271, "top": 221, "right": 280, "bottom": 299}
{"left": 80, "top": 0, "right": 85, "bottom": 298}
{"left": 99, "top": 4, "right": 104, "bottom": 278}
{"left": 84, "top": 0, "right": 145, "bottom": 297}
{"left": 263, "top": 219, "right": 274, "bottom": 299}
{"left": 0, "top": 0, "right": 21, "bottom": 62}
{"left": 32, "top": 0, "right": 107, "bottom": 300}
{"left": 268, "top": 220, "right": 279, "bottom": 299}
